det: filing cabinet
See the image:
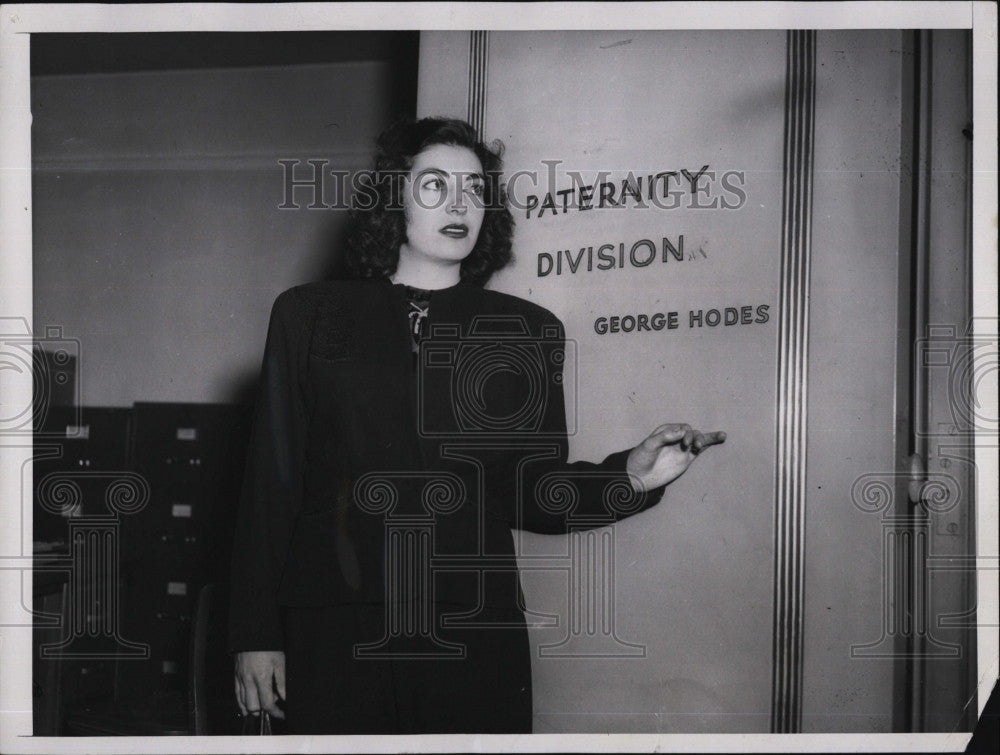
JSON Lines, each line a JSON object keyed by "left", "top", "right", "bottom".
{"left": 32, "top": 407, "right": 132, "bottom": 549}
{"left": 115, "top": 402, "right": 252, "bottom": 702}
{"left": 33, "top": 402, "right": 252, "bottom": 730}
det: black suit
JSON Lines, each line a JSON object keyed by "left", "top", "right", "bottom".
{"left": 229, "top": 277, "right": 665, "bottom": 732}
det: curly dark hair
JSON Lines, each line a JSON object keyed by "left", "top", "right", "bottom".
{"left": 343, "top": 117, "right": 515, "bottom": 286}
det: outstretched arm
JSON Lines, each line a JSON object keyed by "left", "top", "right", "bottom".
{"left": 507, "top": 317, "right": 726, "bottom": 533}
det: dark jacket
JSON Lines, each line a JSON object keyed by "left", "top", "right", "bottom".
{"left": 229, "top": 277, "right": 665, "bottom": 652}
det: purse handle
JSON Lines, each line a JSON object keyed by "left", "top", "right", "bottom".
{"left": 241, "top": 711, "right": 272, "bottom": 736}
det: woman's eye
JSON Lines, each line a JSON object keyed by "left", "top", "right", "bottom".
{"left": 467, "top": 183, "right": 484, "bottom": 197}
{"left": 422, "top": 177, "right": 444, "bottom": 191}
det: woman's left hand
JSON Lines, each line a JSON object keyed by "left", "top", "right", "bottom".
{"left": 626, "top": 423, "right": 726, "bottom": 492}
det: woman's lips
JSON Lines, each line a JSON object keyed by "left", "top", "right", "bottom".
{"left": 439, "top": 224, "right": 469, "bottom": 238}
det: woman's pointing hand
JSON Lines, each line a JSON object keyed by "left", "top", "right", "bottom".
{"left": 626, "top": 423, "right": 727, "bottom": 492}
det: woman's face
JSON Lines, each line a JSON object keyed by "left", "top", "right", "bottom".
{"left": 400, "top": 143, "right": 486, "bottom": 268}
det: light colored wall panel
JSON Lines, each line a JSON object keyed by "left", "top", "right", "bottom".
{"left": 417, "top": 27, "right": 935, "bottom": 735}
{"left": 422, "top": 29, "right": 785, "bottom": 733}
{"left": 801, "top": 30, "right": 905, "bottom": 733}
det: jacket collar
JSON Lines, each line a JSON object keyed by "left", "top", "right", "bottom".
{"left": 379, "top": 275, "right": 479, "bottom": 307}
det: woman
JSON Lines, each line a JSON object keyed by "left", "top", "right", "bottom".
{"left": 230, "top": 117, "right": 725, "bottom": 734}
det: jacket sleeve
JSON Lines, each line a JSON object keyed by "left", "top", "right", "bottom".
{"left": 228, "top": 288, "right": 310, "bottom": 652}
{"left": 504, "top": 317, "right": 667, "bottom": 534}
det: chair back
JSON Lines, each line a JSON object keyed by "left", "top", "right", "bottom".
{"left": 189, "top": 582, "right": 241, "bottom": 734}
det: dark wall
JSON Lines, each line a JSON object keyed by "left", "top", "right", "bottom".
{"left": 31, "top": 32, "right": 417, "bottom": 407}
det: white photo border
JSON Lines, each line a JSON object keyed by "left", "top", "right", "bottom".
{"left": 1, "top": 3, "right": 996, "bottom": 753}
